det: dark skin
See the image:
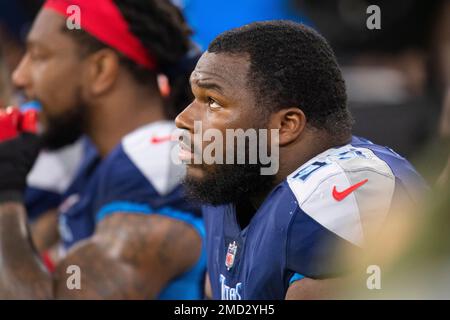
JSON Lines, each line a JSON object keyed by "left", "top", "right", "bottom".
{"left": 175, "top": 52, "right": 351, "bottom": 299}
{"left": 0, "top": 9, "right": 202, "bottom": 299}
{"left": 30, "top": 209, "right": 59, "bottom": 253}
{"left": 0, "top": 203, "right": 201, "bottom": 299}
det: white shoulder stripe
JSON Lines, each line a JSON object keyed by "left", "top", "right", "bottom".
{"left": 122, "top": 121, "right": 185, "bottom": 196}
{"left": 27, "top": 140, "right": 84, "bottom": 193}
{"left": 287, "top": 145, "right": 395, "bottom": 247}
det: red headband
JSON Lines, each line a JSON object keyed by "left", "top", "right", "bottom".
{"left": 44, "top": 0, "right": 157, "bottom": 70}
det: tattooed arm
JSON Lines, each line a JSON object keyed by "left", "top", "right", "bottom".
{"left": 0, "top": 201, "right": 202, "bottom": 299}
{"left": 0, "top": 202, "right": 52, "bottom": 299}
{"left": 30, "top": 209, "right": 60, "bottom": 253}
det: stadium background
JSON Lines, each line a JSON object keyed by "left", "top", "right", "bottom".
{"left": 1, "top": 0, "right": 449, "bottom": 299}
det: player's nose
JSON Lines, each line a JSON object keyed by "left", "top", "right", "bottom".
{"left": 12, "top": 54, "right": 32, "bottom": 94}
{"left": 175, "top": 101, "right": 196, "bottom": 133}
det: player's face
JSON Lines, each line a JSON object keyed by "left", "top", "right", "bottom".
{"left": 12, "top": 10, "right": 87, "bottom": 149}
{"left": 175, "top": 52, "right": 275, "bottom": 204}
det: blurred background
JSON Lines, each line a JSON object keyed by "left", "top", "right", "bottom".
{"left": 1, "top": 0, "right": 449, "bottom": 175}
{"left": 1, "top": 0, "right": 449, "bottom": 299}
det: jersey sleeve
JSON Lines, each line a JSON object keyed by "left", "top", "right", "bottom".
{"left": 285, "top": 146, "right": 396, "bottom": 280}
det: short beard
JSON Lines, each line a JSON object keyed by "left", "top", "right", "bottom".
{"left": 183, "top": 162, "right": 276, "bottom": 206}
{"left": 40, "top": 94, "right": 85, "bottom": 150}
{"left": 182, "top": 111, "right": 277, "bottom": 206}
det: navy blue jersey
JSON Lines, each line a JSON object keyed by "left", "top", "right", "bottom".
{"left": 25, "top": 140, "right": 83, "bottom": 221}
{"left": 204, "top": 136, "right": 427, "bottom": 300}
{"left": 57, "top": 122, "right": 206, "bottom": 299}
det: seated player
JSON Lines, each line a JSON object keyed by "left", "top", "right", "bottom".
{"left": 175, "top": 21, "right": 428, "bottom": 300}
{"left": 0, "top": 0, "right": 205, "bottom": 299}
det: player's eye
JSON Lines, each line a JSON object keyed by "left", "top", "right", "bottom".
{"left": 207, "top": 97, "right": 221, "bottom": 110}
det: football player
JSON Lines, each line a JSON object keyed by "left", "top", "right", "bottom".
{"left": 175, "top": 21, "right": 428, "bottom": 300}
{"left": 0, "top": 0, "right": 205, "bottom": 299}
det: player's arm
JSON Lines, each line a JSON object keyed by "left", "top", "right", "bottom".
{"left": 55, "top": 211, "right": 201, "bottom": 299}
{"left": 30, "top": 208, "right": 59, "bottom": 253}
{"left": 285, "top": 277, "right": 347, "bottom": 300}
{"left": 0, "top": 202, "right": 52, "bottom": 299}
{"left": 0, "top": 201, "right": 201, "bottom": 299}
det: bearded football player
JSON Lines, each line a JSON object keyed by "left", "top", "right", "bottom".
{"left": 175, "top": 21, "right": 427, "bottom": 300}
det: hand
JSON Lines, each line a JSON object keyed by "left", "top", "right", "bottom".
{"left": 0, "top": 107, "right": 41, "bottom": 203}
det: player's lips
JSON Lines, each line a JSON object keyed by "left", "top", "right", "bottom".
{"left": 178, "top": 146, "right": 194, "bottom": 161}
{"left": 177, "top": 130, "right": 205, "bottom": 163}
{"left": 178, "top": 136, "right": 195, "bottom": 162}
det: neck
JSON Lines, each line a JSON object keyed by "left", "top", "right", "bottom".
{"left": 85, "top": 87, "right": 166, "bottom": 158}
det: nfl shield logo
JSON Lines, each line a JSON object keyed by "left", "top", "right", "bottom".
{"left": 225, "top": 241, "right": 238, "bottom": 270}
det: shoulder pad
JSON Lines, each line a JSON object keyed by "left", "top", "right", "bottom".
{"left": 27, "top": 140, "right": 83, "bottom": 193}
{"left": 121, "top": 121, "right": 185, "bottom": 195}
{"left": 287, "top": 145, "right": 395, "bottom": 247}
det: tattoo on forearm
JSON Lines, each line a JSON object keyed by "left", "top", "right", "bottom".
{"left": 0, "top": 208, "right": 202, "bottom": 299}
{"left": 0, "top": 202, "right": 52, "bottom": 299}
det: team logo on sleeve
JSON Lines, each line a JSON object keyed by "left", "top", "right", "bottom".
{"left": 225, "top": 241, "right": 238, "bottom": 270}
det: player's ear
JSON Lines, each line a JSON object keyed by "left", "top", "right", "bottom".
{"left": 85, "top": 48, "right": 120, "bottom": 96}
{"left": 269, "top": 107, "right": 307, "bottom": 146}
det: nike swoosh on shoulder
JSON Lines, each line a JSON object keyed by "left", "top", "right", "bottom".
{"left": 332, "top": 179, "right": 368, "bottom": 201}
{"left": 150, "top": 135, "right": 173, "bottom": 144}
